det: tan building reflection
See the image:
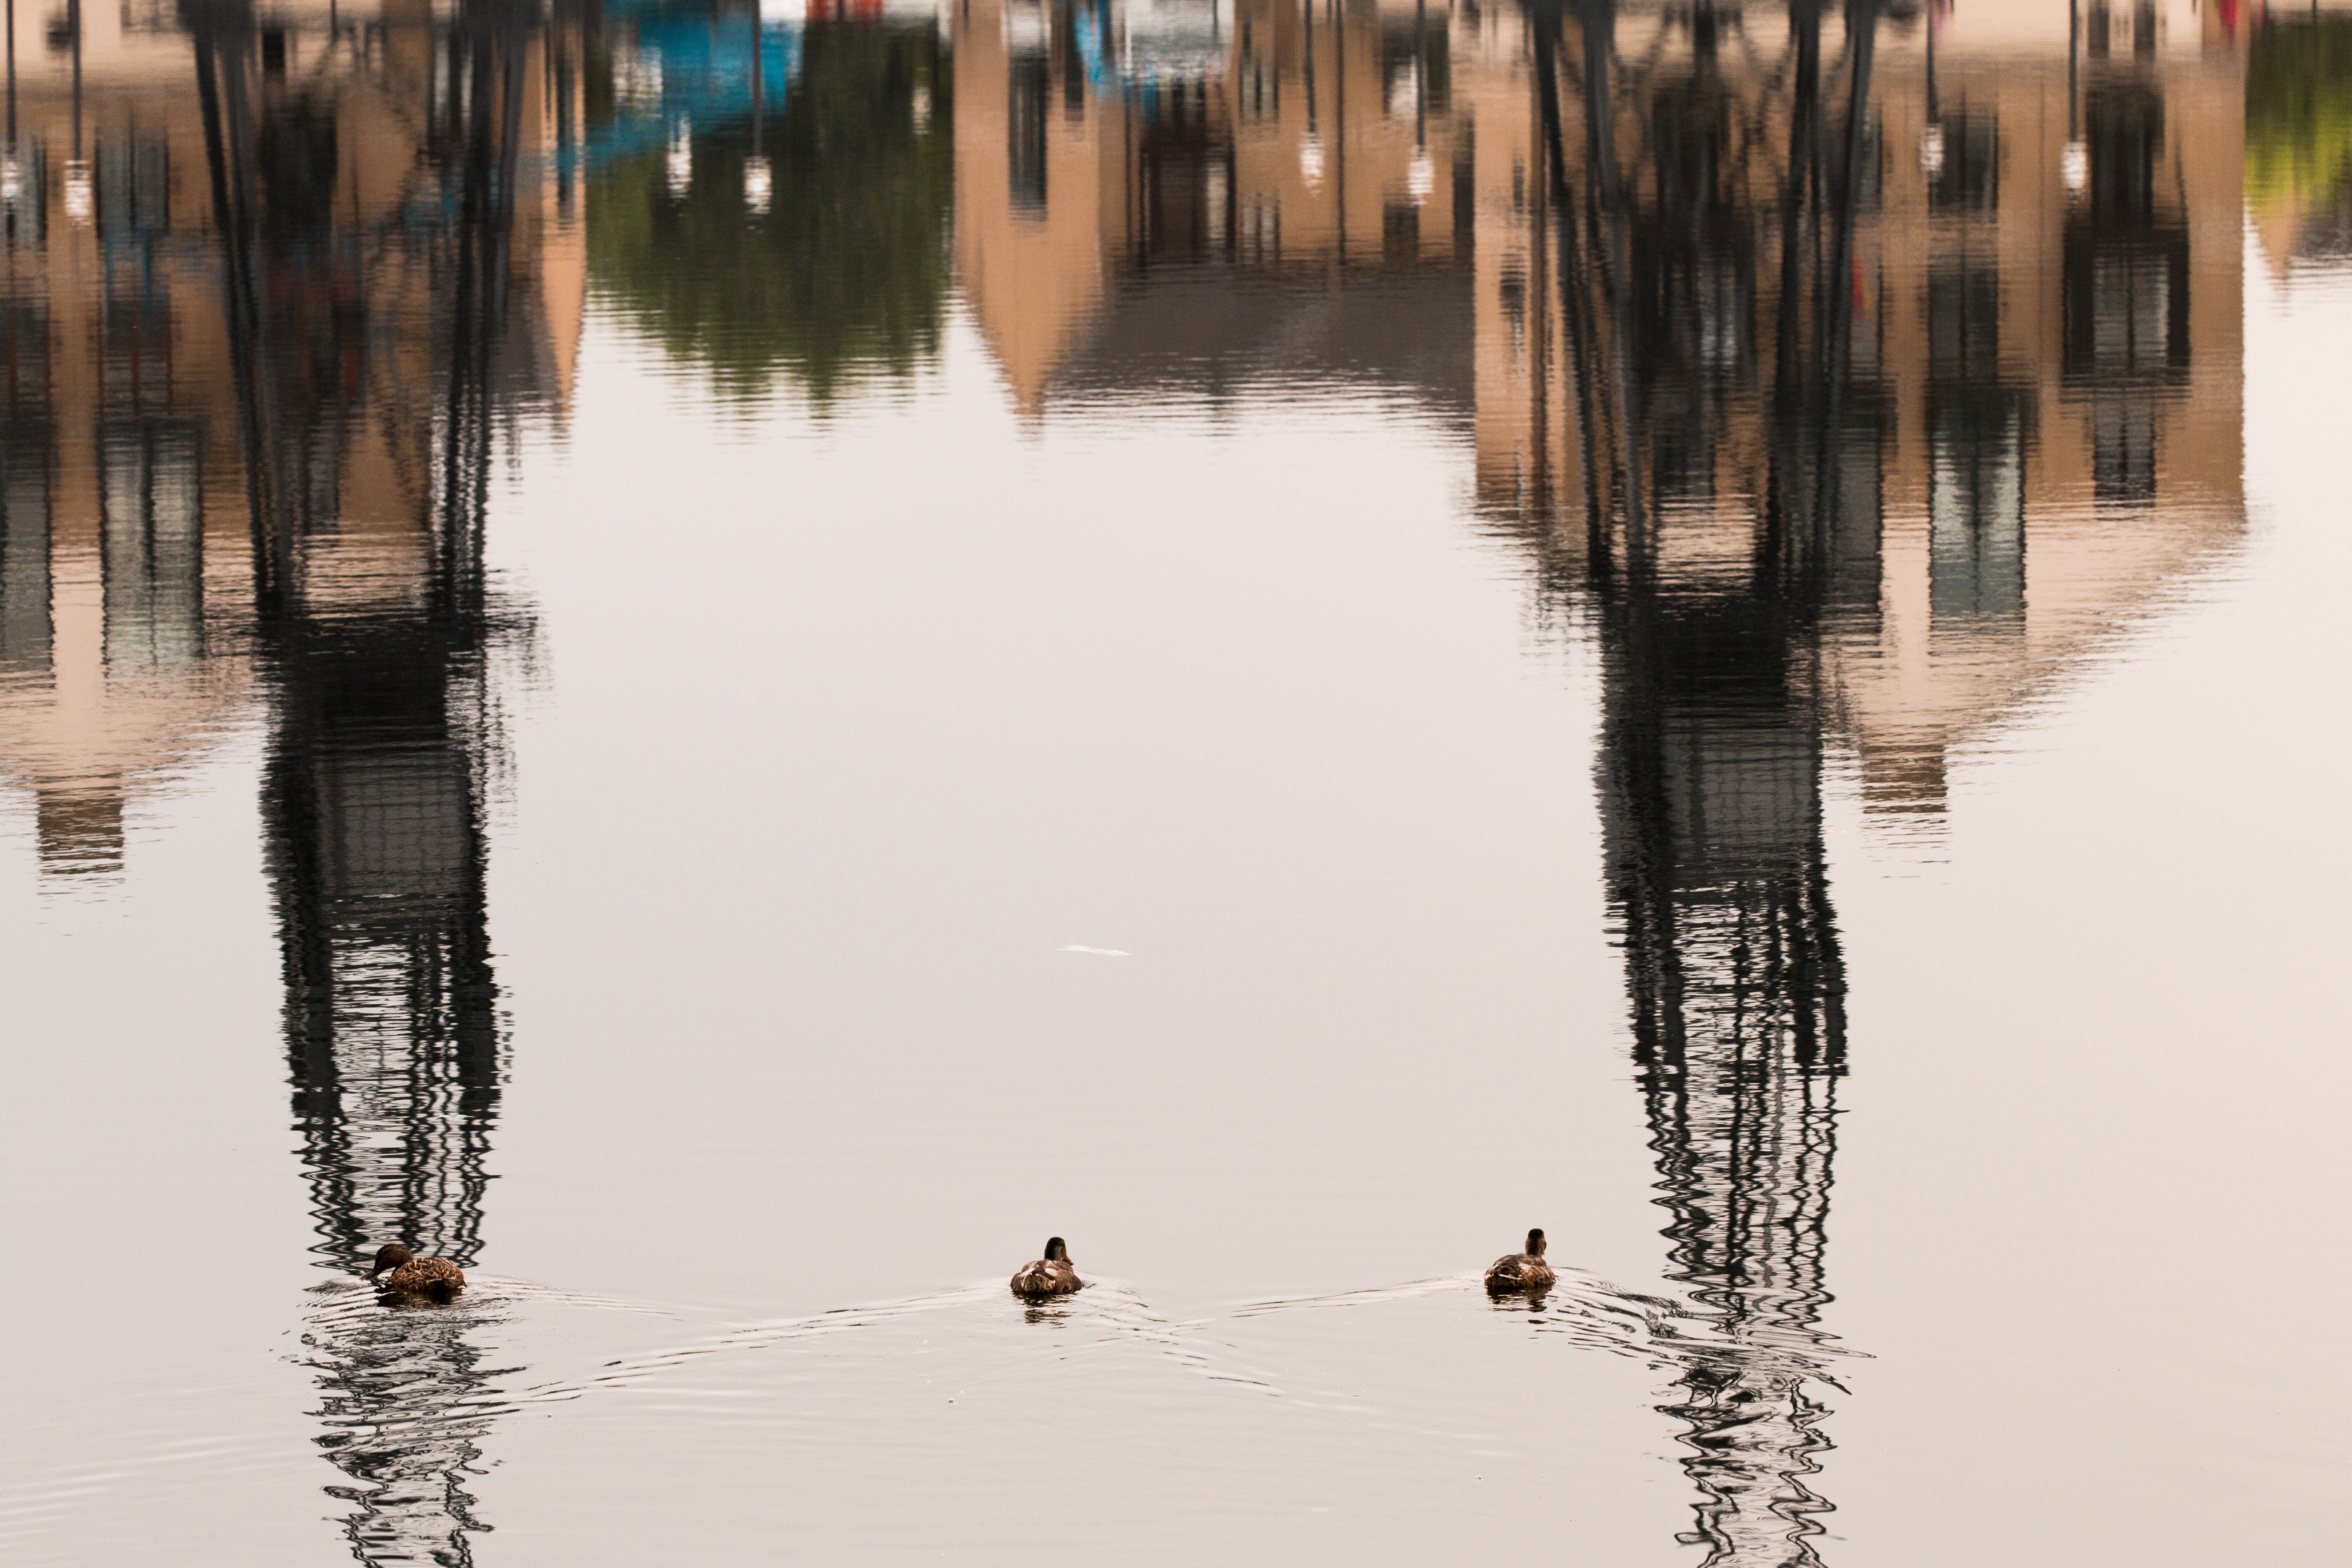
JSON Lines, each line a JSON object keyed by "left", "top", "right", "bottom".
{"left": 0, "top": 0, "right": 581, "bottom": 875}
{"left": 954, "top": 0, "right": 1477, "bottom": 415}
{"left": 954, "top": 0, "right": 2246, "bottom": 816}
{"left": 1474, "top": 0, "right": 2247, "bottom": 815}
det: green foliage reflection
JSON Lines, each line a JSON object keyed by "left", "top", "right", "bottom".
{"left": 589, "top": 25, "right": 953, "bottom": 403}
{"left": 2247, "top": 17, "right": 2352, "bottom": 218}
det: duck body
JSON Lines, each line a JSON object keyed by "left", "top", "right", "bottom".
{"left": 369, "top": 1244, "right": 466, "bottom": 1300}
{"left": 1484, "top": 1228, "right": 1556, "bottom": 1294}
{"left": 1010, "top": 1236, "right": 1082, "bottom": 1297}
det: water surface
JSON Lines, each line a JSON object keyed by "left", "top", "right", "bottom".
{"left": 1, "top": 0, "right": 2346, "bottom": 1563}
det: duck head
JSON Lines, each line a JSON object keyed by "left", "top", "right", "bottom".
{"left": 1525, "top": 1228, "right": 1547, "bottom": 1258}
{"left": 1044, "top": 1237, "right": 1070, "bottom": 1264}
{"left": 369, "top": 1244, "right": 416, "bottom": 1281}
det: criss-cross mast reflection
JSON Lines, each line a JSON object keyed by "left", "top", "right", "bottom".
{"left": 1520, "top": 4, "right": 1864, "bottom": 1559}
{"left": 5, "top": 0, "right": 579, "bottom": 1542}
{"left": 187, "top": 0, "right": 528, "bottom": 1281}
{"left": 1491, "top": 0, "right": 2243, "bottom": 1559}
{"left": 186, "top": 0, "right": 576, "bottom": 1558}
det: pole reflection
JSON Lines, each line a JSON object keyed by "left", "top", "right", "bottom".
{"left": 205, "top": 6, "right": 573, "bottom": 1553}
{"left": 1526, "top": 3, "right": 1860, "bottom": 1558}
{"left": 1499, "top": 2, "right": 2239, "bottom": 1559}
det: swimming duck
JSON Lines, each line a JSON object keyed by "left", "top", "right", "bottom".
{"left": 1484, "top": 1228, "right": 1556, "bottom": 1293}
{"left": 369, "top": 1244, "right": 466, "bottom": 1299}
{"left": 1010, "top": 1236, "right": 1082, "bottom": 1297}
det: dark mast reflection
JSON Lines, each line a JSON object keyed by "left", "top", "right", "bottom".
{"left": 188, "top": 0, "right": 570, "bottom": 1558}
{"left": 1532, "top": 2, "right": 1879, "bottom": 1560}
{"left": 1507, "top": 7, "right": 2232, "bottom": 1549}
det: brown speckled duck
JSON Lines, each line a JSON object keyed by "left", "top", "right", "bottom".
{"left": 1009, "top": 1236, "right": 1082, "bottom": 1297}
{"left": 369, "top": 1244, "right": 467, "bottom": 1300}
{"left": 1484, "top": 1228, "right": 1556, "bottom": 1294}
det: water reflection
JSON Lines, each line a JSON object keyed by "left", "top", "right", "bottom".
{"left": 923, "top": 0, "right": 2240, "bottom": 1556}
{"left": 587, "top": 2, "right": 953, "bottom": 400}
{"left": 1504, "top": 3, "right": 2239, "bottom": 1558}
{"left": 1536, "top": 4, "right": 1863, "bottom": 1557}
{"left": 210, "top": 7, "right": 566, "bottom": 1555}
{"left": 0, "top": 0, "right": 2271, "bottom": 1560}
{"left": 304, "top": 1288, "right": 508, "bottom": 1566}
{"left": 2248, "top": 12, "right": 2352, "bottom": 275}
{"left": 3, "top": 0, "right": 574, "bottom": 1554}
{"left": 954, "top": 0, "right": 1480, "bottom": 413}
{"left": 1487, "top": 0, "right": 2242, "bottom": 813}
{"left": 189, "top": 0, "right": 557, "bottom": 1279}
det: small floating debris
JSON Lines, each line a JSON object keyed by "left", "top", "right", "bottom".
{"left": 1057, "top": 945, "right": 1131, "bottom": 957}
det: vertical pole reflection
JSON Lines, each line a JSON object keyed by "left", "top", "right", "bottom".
{"left": 189, "top": 1, "right": 542, "bottom": 1557}
{"left": 1533, "top": 2, "right": 1875, "bottom": 1562}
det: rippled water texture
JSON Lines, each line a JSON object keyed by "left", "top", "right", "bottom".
{"left": 1, "top": 0, "right": 2347, "bottom": 1563}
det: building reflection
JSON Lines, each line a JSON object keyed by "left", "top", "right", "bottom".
{"left": 954, "top": 0, "right": 1481, "bottom": 414}
{"left": 943, "top": 0, "right": 2240, "bottom": 819}
{"left": 1, "top": 0, "right": 578, "bottom": 1557}
{"left": 1487, "top": 0, "right": 2244, "bottom": 816}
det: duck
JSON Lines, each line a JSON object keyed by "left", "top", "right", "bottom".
{"left": 1009, "top": 1236, "right": 1082, "bottom": 1297}
{"left": 369, "top": 1244, "right": 467, "bottom": 1300}
{"left": 1484, "top": 1227, "right": 1556, "bottom": 1293}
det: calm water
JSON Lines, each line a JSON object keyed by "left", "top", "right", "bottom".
{"left": 2, "top": 0, "right": 2348, "bottom": 1562}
